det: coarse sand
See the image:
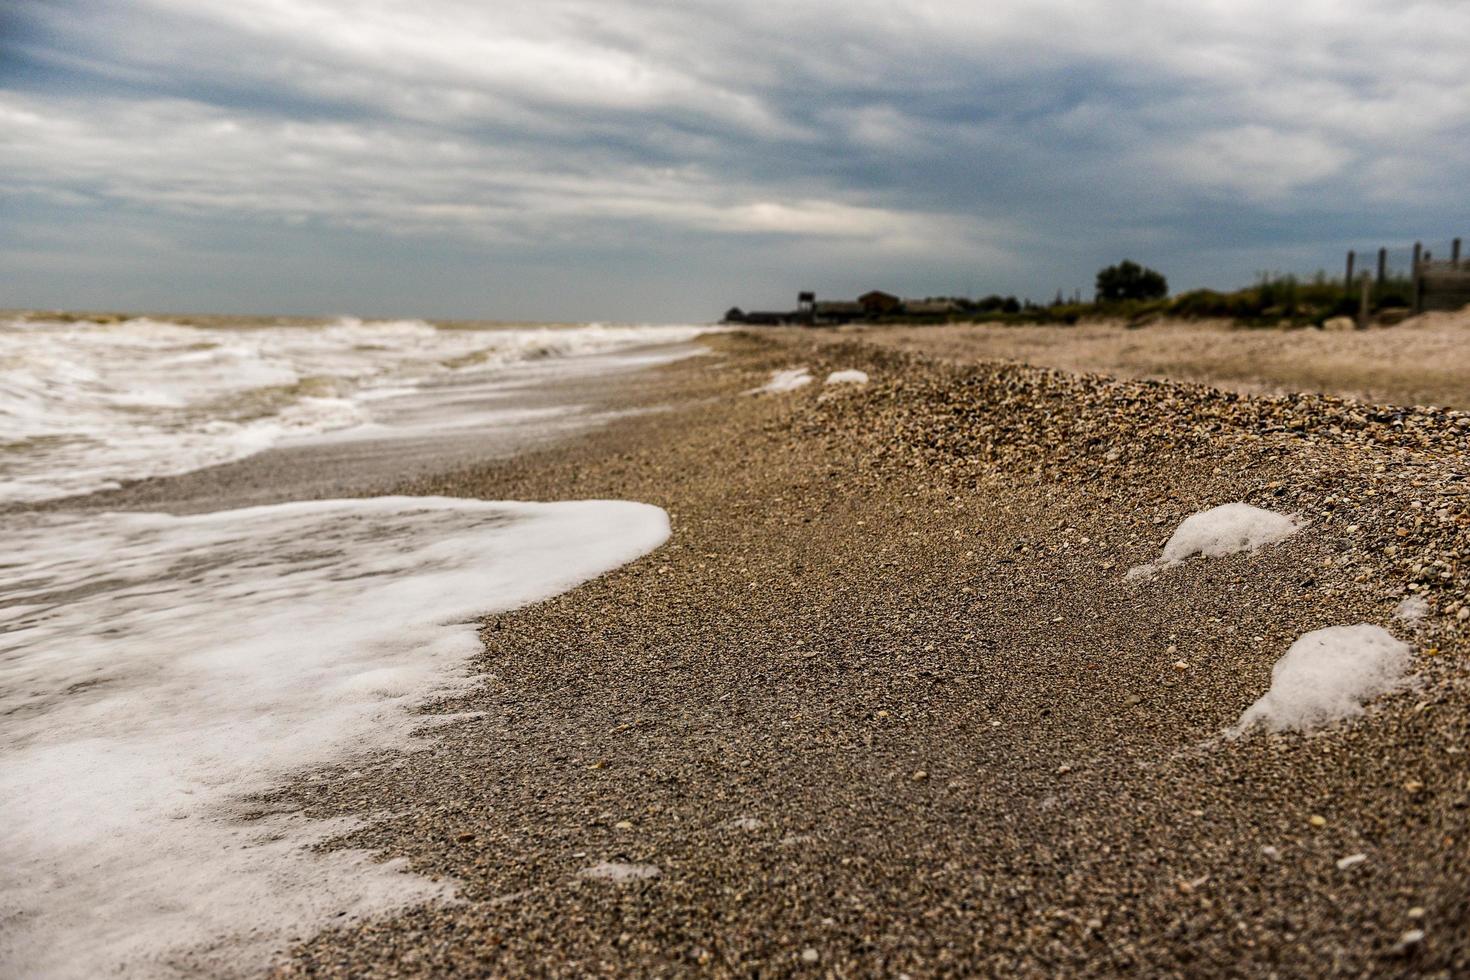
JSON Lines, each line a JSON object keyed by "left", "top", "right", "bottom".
{"left": 238, "top": 330, "right": 1467, "bottom": 976}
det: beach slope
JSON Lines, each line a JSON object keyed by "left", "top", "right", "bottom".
{"left": 273, "top": 332, "right": 1470, "bottom": 977}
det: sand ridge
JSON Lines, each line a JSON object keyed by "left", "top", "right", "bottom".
{"left": 789, "top": 310, "right": 1470, "bottom": 410}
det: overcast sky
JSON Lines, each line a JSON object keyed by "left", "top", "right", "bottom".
{"left": 3, "top": 1, "right": 1468, "bottom": 322}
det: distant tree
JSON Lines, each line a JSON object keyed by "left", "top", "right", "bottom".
{"left": 1095, "top": 260, "right": 1168, "bottom": 302}
{"left": 1001, "top": 296, "right": 1021, "bottom": 314}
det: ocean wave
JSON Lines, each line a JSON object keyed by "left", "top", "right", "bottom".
{"left": 0, "top": 316, "right": 709, "bottom": 502}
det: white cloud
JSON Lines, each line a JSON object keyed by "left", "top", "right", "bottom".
{"left": 1159, "top": 126, "right": 1352, "bottom": 202}
{"left": 4, "top": 0, "right": 1469, "bottom": 315}
{"left": 0, "top": 92, "right": 993, "bottom": 255}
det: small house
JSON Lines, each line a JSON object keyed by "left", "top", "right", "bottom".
{"left": 813, "top": 301, "right": 863, "bottom": 324}
{"left": 858, "top": 290, "right": 902, "bottom": 315}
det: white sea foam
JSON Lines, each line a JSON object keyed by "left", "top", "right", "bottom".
{"left": 0, "top": 316, "right": 710, "bottom": 501}
{"left": 1393, "top": 594, "right": 1430, "bottom": 623}
{"left": 752, "top": 367, "right": 813, "bottom": 393}
{"left": 1128, "top": 503, "right": 1299, "bottom": 579}
{"left": 0, "top": 496, "right": 670, "bottom": 977}
{"left": 1226, "top": 624, "right": 1411, "bottom": 736}
{"left": 579, "top": 861, "right": 662, "bottom": 882}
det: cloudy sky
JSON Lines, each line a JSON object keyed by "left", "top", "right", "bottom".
{"left": 3, "top": 1, "right": 1468, "bottom": 321}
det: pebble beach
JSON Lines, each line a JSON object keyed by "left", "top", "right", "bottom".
{"left": 253, "top": 330, "right": 1470, "bottom": 977}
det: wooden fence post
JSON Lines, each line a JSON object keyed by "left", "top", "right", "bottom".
{"left": 1377, "top": 247, "right": 1387, "bottom": 284}
{"left": 1454, "top": 238, "right": 1463, "bottom": 267}
{"left": 1345, "top": 250, "right": 1356, "bottom": 294}
{"left": 1412, "top": 242, "right": 1423, "bottom": 313}
{"left": 1357, "top": 272, "right": 1372, "bottom": 329}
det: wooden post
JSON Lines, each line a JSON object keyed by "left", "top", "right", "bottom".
{"left": 1377, "top": 247, "right": 1387, "bottom": 284}
{"left": 1455, "top": 238, "right": 1463, "bottom": 267}
{"left": 1357, "top": 271, "right": 1372, "bottom": 329}
{"left": 1412, "top": 242, "right": 1423, "bottom": 313}
{"left": 1345, "top": 250, "right": 1356, "bottom": 294}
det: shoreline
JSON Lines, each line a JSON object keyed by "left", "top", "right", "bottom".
{"left": 252, "top": 331, "right": 1468, "bottom": 975}
{"left": 0, "top": 331, "right": 722, "bottom": 977}
{"left": 8, "top": 339, "right": 707, "bottom": 517}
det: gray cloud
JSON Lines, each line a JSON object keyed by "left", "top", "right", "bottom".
{"left": 3, "top": 0, "right": 1468, "bottom": 320}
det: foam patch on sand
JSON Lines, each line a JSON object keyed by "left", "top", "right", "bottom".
{"left": 1394, "top": 595, "right": 1430, "bottom": 623}
{"left": 579, "top": 861, "right": 661, "bottom": 882}
{"left": 824, "top": 369, "right": 869, "bottom": 385}
{"left": 1226, "top": 624, "right": 1411, "bottom": 736}
{"left": 752, "top": 368, "right": 813, "bottom": 393}
{"left": 0, "top": 497, "right": 670, "bottom": 977}
{"left": 1129, "top": 503, "right": 1299, "bottom": 579}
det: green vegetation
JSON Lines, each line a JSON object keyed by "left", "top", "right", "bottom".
{"left": 1095, "top": 260, "right": 1167, "bottom": 302}
{"left": 881, "top": 264, "right": 1418, "bottom": 329}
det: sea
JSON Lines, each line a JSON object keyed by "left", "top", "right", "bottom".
{"left": 0, "top": 314, "right": 712, "bottom": 977}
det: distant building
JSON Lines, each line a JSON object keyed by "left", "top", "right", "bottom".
{"left": 720, "top": 288, "right": 927, "bottom": 325}
{"left": 904, "top": 299, "right": 961, "bottom": 316}
{"left": 858, "top": 290, "right": 902, "bottom": 315}
{"left": 813, "top": 301, "right": 863, "bottom": 323}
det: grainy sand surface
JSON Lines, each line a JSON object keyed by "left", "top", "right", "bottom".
{"left": 789, "top": 310, "right": 1470, "bottom": 410}
{"left": 244, "top": 331, "right": 1470, "bottom": 977}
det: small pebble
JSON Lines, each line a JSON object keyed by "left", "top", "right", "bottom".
{"left": 1309, "top": 815, "right": 1327, "bottom": 828}
{"left": 800, "top": 947, "right": 820, "bottom": 964}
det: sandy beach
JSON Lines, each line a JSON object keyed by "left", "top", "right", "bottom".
{"left": 788, "top": 312, "right": 1470, "bottom": 410}
{"left": 12, "top": 3, "right": 1470, "bottom": 976}
{"left": 210, "top": 330, "right": 1470, "bottom": 977}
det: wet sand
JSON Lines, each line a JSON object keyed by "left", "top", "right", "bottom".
{"left": 236, "top": 330, "right": 1470, "bottom": 977}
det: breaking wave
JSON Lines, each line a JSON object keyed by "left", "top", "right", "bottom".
{"left": 0, "top": 316, "right": 708, "bottom": 501}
